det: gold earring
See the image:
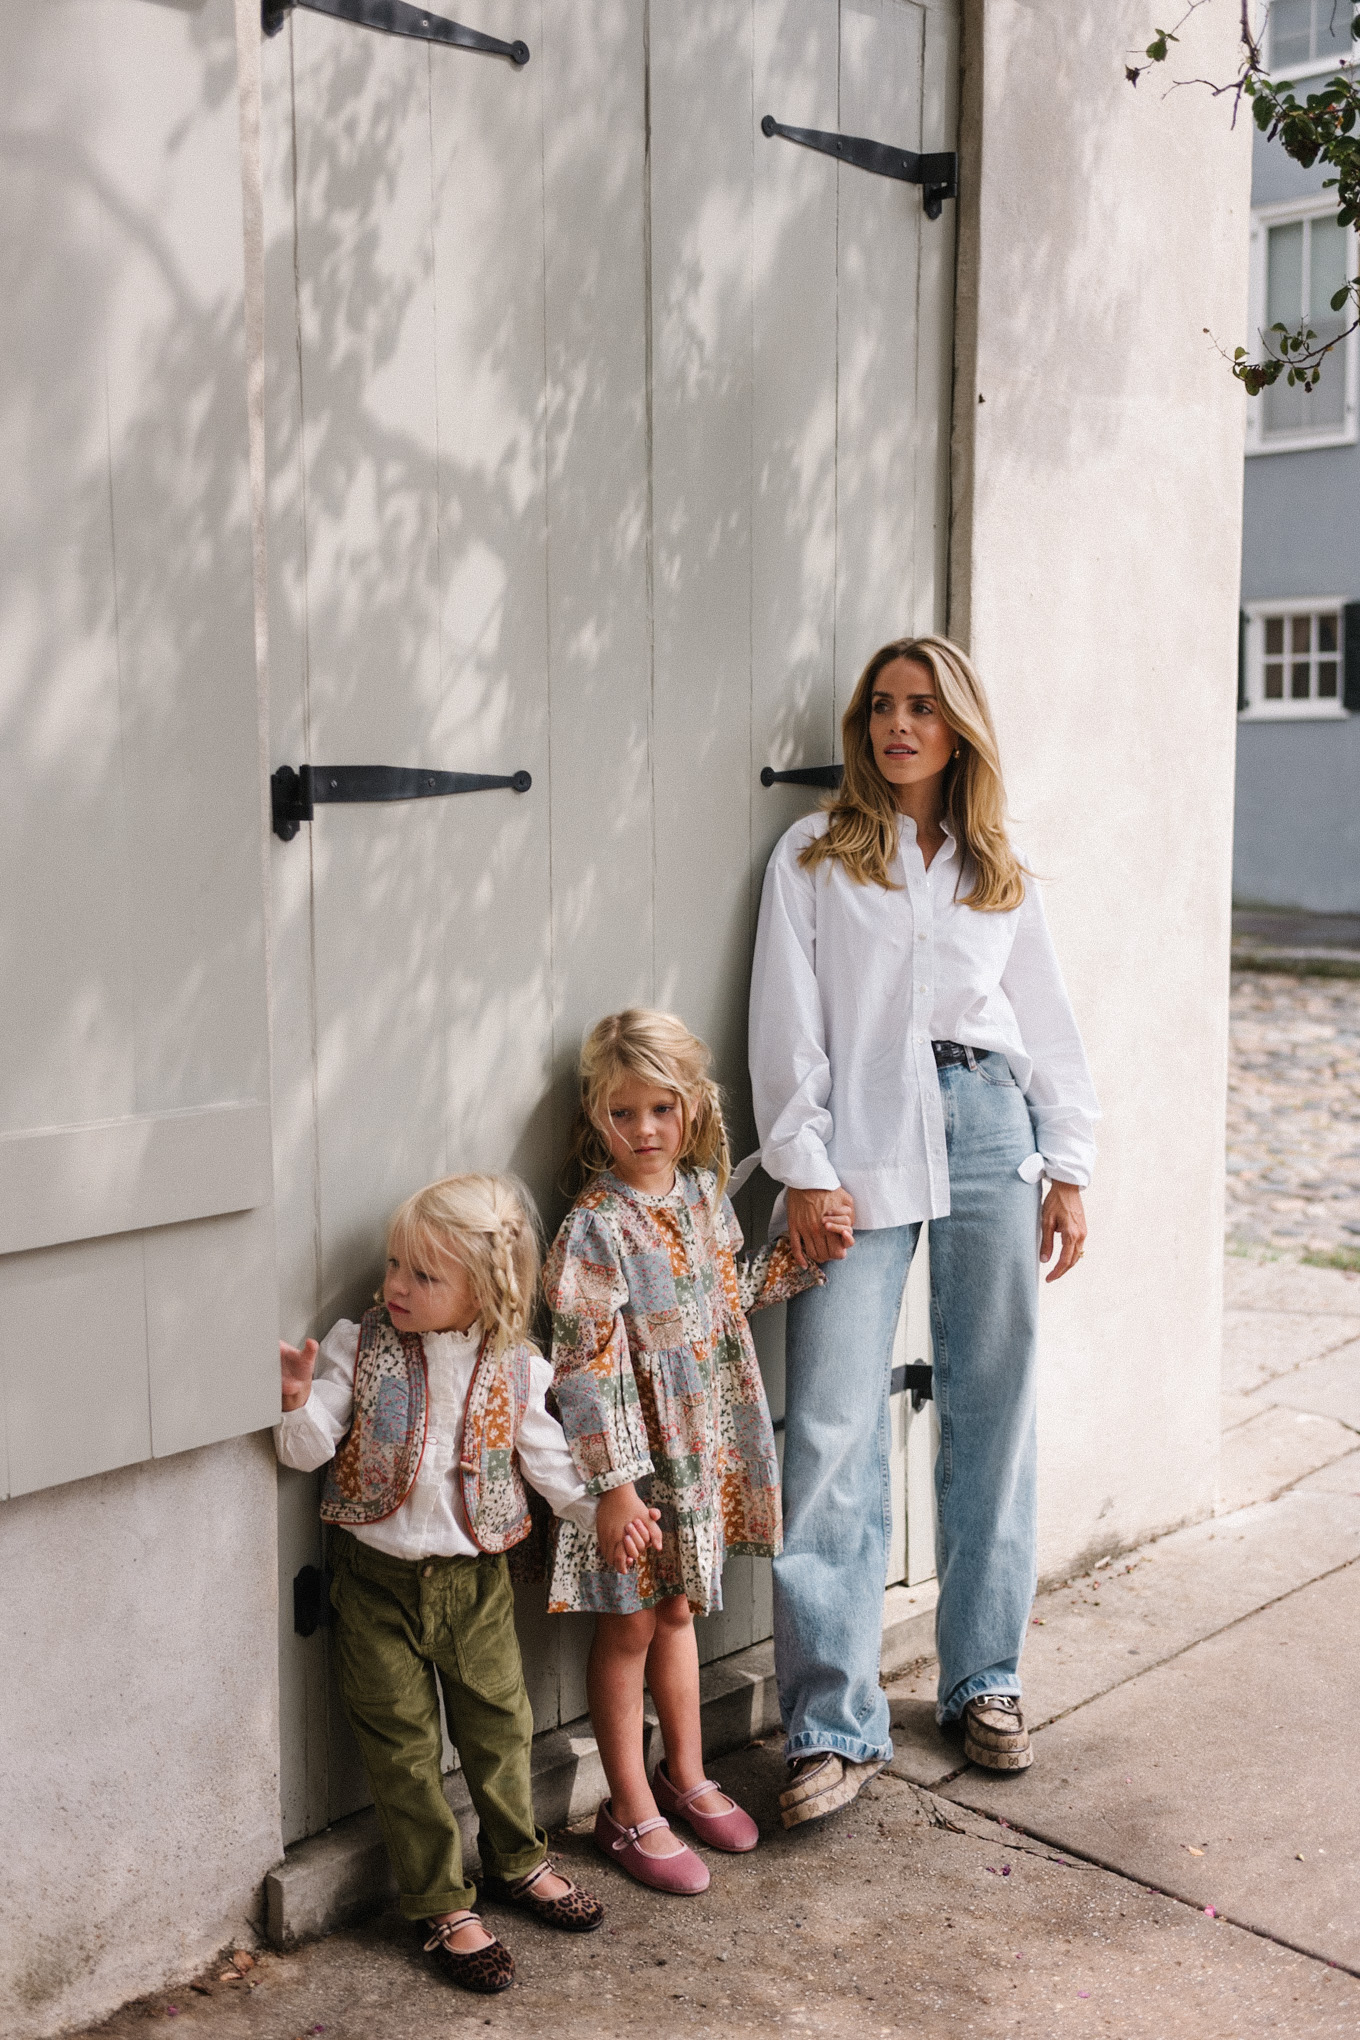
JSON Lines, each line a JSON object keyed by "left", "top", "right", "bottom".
{"left": 952, "top": 747, "right": 961, "bottom": 759}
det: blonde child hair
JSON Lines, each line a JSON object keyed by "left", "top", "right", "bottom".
{"left": 562, "top": 1009, "right": 732, "bottom": 1204}
{"left": 799, "top": 633, "right": 1027, "bottom": 910}
{"left": 386, "top": 1173, "right": 541, "bottom": 1355}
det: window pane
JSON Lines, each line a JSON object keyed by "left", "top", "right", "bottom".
{"left": 1315, "top": 1, "right": 1356, "bottom": 60}
{"left": 1292, "top": 615, "right": 1312, "bottom": 653}
{"left": 1266, "top": 617, "right": 1285, "bottom": 655}
{"left": 1311, "top": 218, "right": 1348, "bottom": 319}
{"left": 1319, "top": 660, "right": 1339, "bottom": 696}
{"left": 1271, "top": 0, "right": 1314, "bottom": 65}
{"left": 1320, "top": 613, "right": 1339, "bottom": 652}
{"left": 1292, "top": 660, "right": 1313, "bottom": 697}
{"left": 1267, "top": 221, "right": 1305, "bottom": 327}
{"left": 1265, "top": 662, "right": 1285, "bottom": 698}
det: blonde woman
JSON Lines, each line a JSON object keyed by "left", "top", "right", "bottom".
{"left": 749, "top": 635, "right": 1098, "bottom": 1828}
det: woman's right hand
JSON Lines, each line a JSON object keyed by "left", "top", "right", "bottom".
{"left": 787, "top": 1187, "right": 856, "bottom": 1267}
{"left": 280, "top": 1338, "right": 318, "bottom": 1413}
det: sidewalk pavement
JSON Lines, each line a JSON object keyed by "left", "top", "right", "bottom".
{"left": 72, "top": 1255, "right": 1360, "bottom": 2040}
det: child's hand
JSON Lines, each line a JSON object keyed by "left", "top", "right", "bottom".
{"left": 617, "top": 1508, "right": 663, "bottom": 1569}
{"left": 280, "top": 1337, "right": 318, "bottom": 1413}
{"left": 596, "top": 1484, "right": 663, "bottom": 1572}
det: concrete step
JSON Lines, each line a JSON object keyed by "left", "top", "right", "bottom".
{"left": 264, "top": 1576, "right": 938, "bottom": 1947}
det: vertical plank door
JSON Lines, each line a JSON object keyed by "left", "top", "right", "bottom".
{"left": 263, "top": 0, "right": 956, "bottom": 1838}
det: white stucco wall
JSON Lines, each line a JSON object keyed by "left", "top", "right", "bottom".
{"left": 951, "top": 2, "right": 1251, "bottom": 1571}
{"left": 0, "top": 1440, "right": 282, "bottom": 2039}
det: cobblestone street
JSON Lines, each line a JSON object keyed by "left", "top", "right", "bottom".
{"left": 1227, "top": 971, "right": 1360, "bottom": 1260}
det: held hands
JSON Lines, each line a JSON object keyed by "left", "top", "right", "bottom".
{"left": 786, "top": 1186, "right": 857, "bottom": 1268}
{"left": 1040, "top": 1182, "right": 1088, "bottom": 1282}
{"left": 280, "top": 1337, "right": 319, "bottom": 1412}
{"left": 596, "top": 1482, "right": 664, "bottom": 1574}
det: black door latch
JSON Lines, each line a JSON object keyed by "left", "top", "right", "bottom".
{"left": 263, "top": 0, "right": 530, "bottom": 64}
{"left": 272, "top": 763, "right": 532, "bottom": 840}
{"left": 761, "top": 115, "right": 957, "bottom": 219}
{"left": 893, "top": 1362, "right": 935, "bottom": 1413}
{"left": 293, "top": 1564, "right": 332, "bottom": 1637}
{"left": 760, "top": 763, "right": 844, "bottom": 790}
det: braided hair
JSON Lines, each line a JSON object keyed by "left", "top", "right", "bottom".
{"left": 386, "top": 1173, "right": 541, "bottom": 1356}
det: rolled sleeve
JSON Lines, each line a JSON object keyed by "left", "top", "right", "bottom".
{"left": 750, "top": 833, "right": 841, "bottom": 1193}
{"left": 1003, "top": 884, "right": 1100, "bottom": 1188}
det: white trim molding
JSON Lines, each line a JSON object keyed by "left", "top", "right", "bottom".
{"left": 1246, "top": 195, "right": 1359, "bottom": 455}
{"left": 1240, "top": 596, "right": 1350, "bottom": 718}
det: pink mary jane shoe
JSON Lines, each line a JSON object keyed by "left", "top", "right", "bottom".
{"left": 653, "top": 1761, "right": 760, "bottom": 1853}
{"left": 593, "top": 1801, "right": 710, "bottom": 1894}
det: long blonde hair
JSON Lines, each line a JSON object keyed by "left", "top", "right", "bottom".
{"left": 562, "top": 1009, "right": 731, "bottom": 1204}
{"left": 800, "top": 634, "right": 1026, "bottom": 910}
{"left": 386, "top": 1173, "right": 540, "bottom": 1356}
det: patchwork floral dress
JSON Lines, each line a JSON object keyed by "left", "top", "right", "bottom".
{"left": 544, "top": 1167, "right": 822, "bottom": 1616}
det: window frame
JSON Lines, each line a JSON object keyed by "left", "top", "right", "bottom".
{"left": 1246, "top": 196, "right": 1360, "bottom": 454}
{"left": 1264, "top": 0, "right": 1358, "bottom": 81}
{"left": 1240, "top": 596, "right": 1350, "bottom": 718}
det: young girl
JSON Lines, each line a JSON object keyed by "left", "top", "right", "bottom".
{"left": 276, "top": 1174, "right": 621, "bottom": 1995}
{"left": 544, "top": 1010, "right": 838, "bottom": 1893}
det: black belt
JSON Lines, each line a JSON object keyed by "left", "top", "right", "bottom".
{"left": 931, "top": 1039, "right": 978, "bottom": 1070}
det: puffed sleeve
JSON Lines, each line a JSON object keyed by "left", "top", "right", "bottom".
{"left": 718, "top": 1194, "right": 825, "bottom": 1315}
{"left": 544, "top": 1205, "right": 653, "bottom": 1495}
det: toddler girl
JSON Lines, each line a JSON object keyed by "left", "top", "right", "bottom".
{"left": 276, "top": 1173, "right": 609, "bottom": 1995}
{"left": 544, "top": 1010, "right": 832, "bottom": 1892}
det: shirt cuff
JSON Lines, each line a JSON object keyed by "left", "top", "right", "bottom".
{"left": 587, "top": 1463, "right": 653, "bottom": 1497}
{"left": 762, "top": 1140, "right": 841, "bottom": 1194}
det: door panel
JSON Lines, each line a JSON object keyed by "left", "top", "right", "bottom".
{"left": 0, "top": 0, "right": 279, "bottom": 1499}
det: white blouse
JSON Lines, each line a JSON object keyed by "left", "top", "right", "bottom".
{"left": 274, "top": 1319, "right": 598, "bottom": 1561}
{"left": 748, "top": 812, "right": 1099, "bottom": 1230}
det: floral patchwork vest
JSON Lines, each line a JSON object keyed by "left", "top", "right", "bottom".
{"left": 320, "top": 1305, "right": 534, "bottom": 1552}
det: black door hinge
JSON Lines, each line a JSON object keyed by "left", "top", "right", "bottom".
{"left": 272, "top": 763, "right": 532, "bottom": 841}
{"left": 263, "top": 0, "right": 530, "bottom": 64}
{"left": 761, "top": 115, "right": 956, "bottom": 219}
{"left": 760, "top": 763, "right": 844, "bottom": 790}
{"left": 892, "top": 1363, "right": 934, "bottom": 1413}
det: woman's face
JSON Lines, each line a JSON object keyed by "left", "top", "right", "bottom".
{"left": 867, "top": 657, "right": 956, "bottom": 805}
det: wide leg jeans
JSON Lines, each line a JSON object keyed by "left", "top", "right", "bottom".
{"left": 773, "top": 1051, "right": 1042, "bottom": 1760}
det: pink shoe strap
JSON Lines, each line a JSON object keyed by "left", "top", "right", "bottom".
{"left": 613, "top": 1815, "right": 671, "bottom": 1850}
{"left": 670, "top": 1778, "right": 733, "bottom": 1816}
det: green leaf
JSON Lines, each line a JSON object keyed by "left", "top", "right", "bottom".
{"left": 1332, "top": 287, "right": 1351, "bottom": 310}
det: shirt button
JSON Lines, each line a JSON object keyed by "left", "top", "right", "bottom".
{"left": 421, "top": 1562, "right": 434, "bottom": 1579}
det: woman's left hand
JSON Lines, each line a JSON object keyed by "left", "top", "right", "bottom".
{"left": 1040, "top": 1182, "right": 1087, "bottom": 1282}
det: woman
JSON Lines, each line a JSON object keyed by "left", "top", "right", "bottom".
{"left": 749, "top": 634, "right": 1097, "bottom": 1829}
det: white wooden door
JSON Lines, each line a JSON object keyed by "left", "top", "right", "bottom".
{"left": 0, "top": 0, "right": 279, "bottom": 1502}
{"left": 263, "top": 0, "right": 955, "bottom": 1841}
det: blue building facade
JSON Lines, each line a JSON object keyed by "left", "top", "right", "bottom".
{"left": 1234, "top": 5, "right": 1360, "bottom": 910}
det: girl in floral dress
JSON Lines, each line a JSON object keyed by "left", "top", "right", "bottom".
{"left": 544, "top": 1010, "right": 839, "bottom": 1893}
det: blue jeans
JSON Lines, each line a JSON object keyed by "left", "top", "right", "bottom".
{"left": 773, "top": 1052, "right": 1041, "bottom": 1760}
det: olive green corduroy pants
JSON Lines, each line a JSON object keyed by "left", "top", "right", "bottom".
{"left": 328, "top": 1529, "right": 547, "bottom": 1919}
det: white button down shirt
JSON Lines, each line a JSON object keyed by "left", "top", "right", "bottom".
{"left": 749, "top": 813, "right": 1099, "bottom": 1229}
{"left": 274, "top": 1319, "right": 597, "bottom": 1560}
